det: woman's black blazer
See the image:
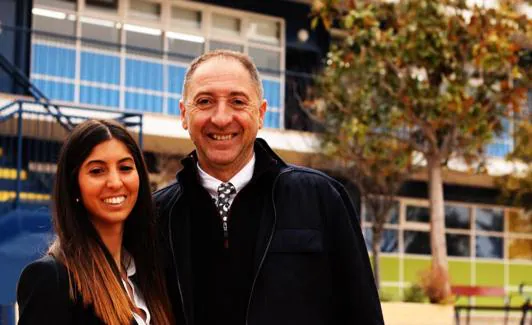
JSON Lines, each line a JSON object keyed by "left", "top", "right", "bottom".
{"left": 17, "top": 255, "right": 137, "bottom": 325}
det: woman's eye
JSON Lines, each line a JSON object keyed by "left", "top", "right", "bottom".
{"left": 120, "top": 165, "right": 134, "bottom": 172}
{"left": 89, "top": 168, "right": 104, "bottom": 175}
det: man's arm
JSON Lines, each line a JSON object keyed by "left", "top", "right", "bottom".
{"left": 325, "top": 181, "right": 384, "bottom": 324}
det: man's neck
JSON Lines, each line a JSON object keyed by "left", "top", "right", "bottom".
{"left": 198, "top": 154, "right": 254, "bottom": 182}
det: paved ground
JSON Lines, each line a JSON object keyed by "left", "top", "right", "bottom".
{"left": 456, "top": 313, "right": 531, "bottom": 325}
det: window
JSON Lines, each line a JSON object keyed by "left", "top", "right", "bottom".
{"left": 212, "top": 14, "right": 241, "bottom": 37}
{"left": 86, "top": 0, "right": 118, "bottom": 13}
{"left": 129, "top": 0, "right": 161, "bottom": 21}
{"left": 508, "top": 210, "right": 532, "bottom": 234}
{"left": 476, "top": 235, "right": 503, "bottom": 258}
{"left": 80, "top": 17, "right": 120, "bottom": 49}
{"left": 209, "top": 40, "right": 243, "bottom": 52}
{"left": 363, "top": 201, "right": 399, "bottom": 224}
{"left": 34, "top": 0, "right": 76, "bottom": 10}
{"left": 476, "top": 208, "right": 504, "bottom": 232}
{"left": 445, "top": 205, "right": 470, "bottom": 229}
{"left": 486, "top": 118, "right": 513, "bottom": 157}
{"left": 27, "top": 1, "right": 285, "bottom": 126}
{"left": 168, "top": 37, "right": 204, "bottom": 60}
{"left": 247, "top": 19, "right": 280, "bottom": 45}
{"left": 125, "top": 25, "right": 162, "bottom": 56}
{"left": 446, "top": 233, "right": 470, "bottom": 257}
{"left": 406, "top": 206, "right": 430, "bottom": 223}
{"left": 363, "top": 228, "right": 398, "bottom": 253}
{"left": 249, "top": 48, "right": 280, "bottom": 74}
{"left": 32, "top": 11, "right": 76, "bottom": 38}
{"left": 508, "top": 238, "right": 532, "bottom": 260}
{"left": 171, "top": 6, "right": 202, "bottom": 30}
{"left": 404, "top": 231, "right": 431, "bottom": 255}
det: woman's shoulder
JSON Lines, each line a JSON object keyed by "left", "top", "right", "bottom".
{"left": 20, "top": 255, "right": 68, "bottom": 280}
{"left": 17, "top": 255, "right": 70, "bottom": 300}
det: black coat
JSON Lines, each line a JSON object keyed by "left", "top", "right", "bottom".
{"left": 154, "top": 139, "right": 384, "bottom": 325}
{"left": 17, "top": 255, "right": 137, "bottom": 325}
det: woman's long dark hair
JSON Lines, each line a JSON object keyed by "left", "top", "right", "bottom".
{"left": 49, "top": 119, "right": 173, "bottom": 325}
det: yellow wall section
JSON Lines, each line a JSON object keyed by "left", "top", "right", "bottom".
{"left": 448, "top": 260, "right": 471, "bottom": 285}
{"left": 476, "top": 262, "right": 505, "bottom": 286}
{"left": 380, "top": 256, "right": 400, "bottom": 282}
{"left": 403, "top": 258, "right": 430, "bottom": 283}
{"left": 509, "top": 264, "right": 532, "bottom": 286}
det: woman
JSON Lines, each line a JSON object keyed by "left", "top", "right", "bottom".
{"left": 17, "top": 119, "right": 173, "bottom": 325}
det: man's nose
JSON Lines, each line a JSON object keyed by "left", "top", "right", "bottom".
{"left": 210, "top": 101, "right": 233, "bottom": 127}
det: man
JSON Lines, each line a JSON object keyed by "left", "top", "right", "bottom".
{"left": 154, "top": 50, "right": 384, "bottom": 325}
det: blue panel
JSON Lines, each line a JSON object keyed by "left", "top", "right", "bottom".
{"left": 168, "top": 65, "right": 186, "bottom": 94}
{"left": 32, "top": 79, "right": 74, "bottom": 102}
{"left": 80, "top": 86, "right": 119, "bottom": 107}
{"left": 80, "top": 51, "right": 120, "bottom": 85}
{"left": 262, "top": 80, "right": 281, "bottom": 108}
{"left": 167, "top": 97, "right": 181, "bottom": 116}
{"left": 264, "top": 111, "right": 280, "bottom": 129}
{"left": 125, "top": 92, "right": 163, "bottom": 113}
{"left": 125, "top": 59, "right": 163, "bottom": 91}
{"left": 486, "top": 143, "right": 511, "bottom": 157}
{"left": 31, "top": 44, "right": 75, "bottom": 78}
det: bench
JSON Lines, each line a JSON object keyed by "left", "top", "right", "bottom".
{"left": 452, "top": 285, "right": 512, "bottom": 325}
{"left": 452, "top": 285, "right": 532, "bottom": 325}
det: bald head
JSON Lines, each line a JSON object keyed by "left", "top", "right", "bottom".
{"left": 181, "top": 50, "right": 263, "bottom": 102}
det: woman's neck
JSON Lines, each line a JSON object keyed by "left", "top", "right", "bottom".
{"left": 93, "top": 222, "right": 124, "bottom": 268}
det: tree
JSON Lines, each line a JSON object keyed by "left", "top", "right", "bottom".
{"left": 497, "top": 116, "right": 532, "bottom": 211}
{"left": 322, "top": 135, "right": 418, "bottom": 290}
{"left": 312, "top": 0, "right": 530, "bottom": 299}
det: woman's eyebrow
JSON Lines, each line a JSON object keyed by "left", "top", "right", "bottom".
{"left": 84, "top": 156, "right": 134, "bottom": 166}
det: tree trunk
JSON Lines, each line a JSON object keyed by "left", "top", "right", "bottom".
{"left": 371, "top": 229, "right": 382, "bottom": 291}
{"left": 427, "top": 155, "right": 451, "bottom": 298}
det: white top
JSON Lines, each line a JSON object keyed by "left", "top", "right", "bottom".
{"left": 122, "top": 256, "right": 151, "bottom": 325}
{"left": 197, "top": 154, "right": 256, "bottom": 207}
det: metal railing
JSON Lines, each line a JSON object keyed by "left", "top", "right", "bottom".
{"left": 0, "top": 99, "right": 143, "bottom": 211}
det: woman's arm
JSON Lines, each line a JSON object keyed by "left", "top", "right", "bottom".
{"left": 17, "top": 256, "right": 73, "bottom": 325}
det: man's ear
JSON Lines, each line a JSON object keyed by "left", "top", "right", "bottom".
{"left": 258, "top": 99, "right": 267, "bottom": 129}
{"left": 179, "top": 100, "right": 188, "bottom": 130}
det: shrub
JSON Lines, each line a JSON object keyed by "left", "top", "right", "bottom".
{"left": 419, "top": 265, "right": 453, "bottom": 304}
{"left": 403, "top": 284, "right": 425, "bottom": 303}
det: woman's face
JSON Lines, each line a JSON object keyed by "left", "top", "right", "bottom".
{"left": 77, "top": 138, "right": 140, "bottom": 232}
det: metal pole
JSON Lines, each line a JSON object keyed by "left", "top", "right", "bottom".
{"left": 139, "top": 114, "right": 144, "bottom": 149}
{"left": 14, "top": 102, "right": 23, "bottom": 210}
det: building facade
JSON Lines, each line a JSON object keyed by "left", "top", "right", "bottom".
{"left": 0, "top": 0, "right": 530, "bottom": 321}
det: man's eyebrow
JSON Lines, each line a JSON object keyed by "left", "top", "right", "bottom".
{"left": 192, "top": 91, "right": 251, "bottom": 99}
{"left": 228, "top": 91, "right": 250, "bottom": 99}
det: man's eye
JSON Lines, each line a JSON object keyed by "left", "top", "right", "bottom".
{"left": 231, "top": 98, "right": 248, "bottom": 107}
{"left": 196, "top": 98, "right": 212, "bottom": 106}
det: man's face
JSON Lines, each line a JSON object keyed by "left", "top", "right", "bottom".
{"left": 180, "top": 57, "right": 267, "bottom": 180}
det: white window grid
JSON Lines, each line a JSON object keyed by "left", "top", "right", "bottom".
{"left": 361, "top": 196, "right": 532, "bottom": 300}
{"left": 31, "top": 0, "right": 286, "bottom": 126}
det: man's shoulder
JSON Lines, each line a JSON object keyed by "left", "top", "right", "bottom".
{"left": 280, "top": 164, "right": 343, "bottom": 189}
{"left": 152, "top": 182, "right": 181, "bottom": 202}
{"left": 153, "top": 181, "right": 182, "bottom": 208}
